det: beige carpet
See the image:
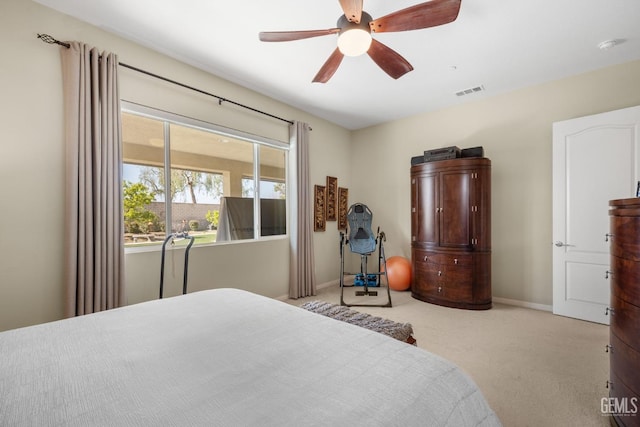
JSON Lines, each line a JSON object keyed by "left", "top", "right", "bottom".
{"left": 287, "top": 285, "right": 611, "bottom": 427}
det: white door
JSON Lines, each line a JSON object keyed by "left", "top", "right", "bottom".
{"left": 552, "top": 105, "right": 640, "bottom": 324}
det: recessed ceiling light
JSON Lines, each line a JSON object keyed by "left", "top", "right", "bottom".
{"left": 598, "top": 39, "right": 622, "bottom": 50}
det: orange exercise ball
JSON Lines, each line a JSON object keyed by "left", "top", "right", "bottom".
{"left": 383, "top": 256, "right": 412, "bottom": 291}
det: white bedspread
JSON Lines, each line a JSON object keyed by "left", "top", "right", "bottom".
{"left": 0, "top": 288, "right": 501, "bottom": 426}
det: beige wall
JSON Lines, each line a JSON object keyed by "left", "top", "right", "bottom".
{"left": 351, "top": 60, "right": 640, "bottom": 306}
{"left": 2, "top": 0, "right": 640, "bottom": 331}
{"left": 0, "top": 0, "right": 351, "bottom": 331}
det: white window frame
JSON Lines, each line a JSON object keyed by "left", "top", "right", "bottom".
{"left": 121, "top": 101, "right": 289, "bottom": 253}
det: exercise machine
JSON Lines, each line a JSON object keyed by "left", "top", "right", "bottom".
{"left": 339, "top": 203, "right": 392, "bottom": 307}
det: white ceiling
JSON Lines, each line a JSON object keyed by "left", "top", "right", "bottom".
{"left": 35, "top": 0, "right": 640, "bottom": 130}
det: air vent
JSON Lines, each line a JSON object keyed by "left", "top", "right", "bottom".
{"left": 455, "top": 85, "right": 485, "bottom": 97}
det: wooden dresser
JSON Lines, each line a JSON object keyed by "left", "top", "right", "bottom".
{"left": 410, "top": 157, "right": 491, "bottom": 310}
{"left": 608, "top": 198, "right": 640, "bottom": 426}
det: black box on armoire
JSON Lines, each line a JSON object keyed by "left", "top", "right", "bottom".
{"left": 410, "top": 146, "right": 484, "bottom": 165}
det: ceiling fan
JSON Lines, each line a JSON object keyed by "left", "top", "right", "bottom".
{"left": 259, "top": 0, "right": 462, "bottom": 83}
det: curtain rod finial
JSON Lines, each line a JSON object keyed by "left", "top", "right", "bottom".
{"left": 37, "top": 33, "right": 70, "bottom": 48}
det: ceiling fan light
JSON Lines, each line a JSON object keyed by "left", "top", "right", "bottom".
{"left": 337, "top": 29, "right": 372, "bottom": 56}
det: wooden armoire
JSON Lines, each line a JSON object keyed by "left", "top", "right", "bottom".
{"left": 608, "top": 198, "right": 640, "bottom": 426}
{"left": 410, "top": 157, "right": 491, "bottom": 310}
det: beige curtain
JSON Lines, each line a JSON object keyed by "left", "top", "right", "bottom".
{"left": 289, "top": 122, "right": 316, "bottom": 298}
{"left": 61, "top": 42, "right": 125, "bottom": 317}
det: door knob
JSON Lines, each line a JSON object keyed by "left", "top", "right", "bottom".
{"left": 554, "top": 241, "right": 574, "bottom": 247}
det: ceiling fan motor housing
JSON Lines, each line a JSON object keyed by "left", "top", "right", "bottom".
{"left": 337, "top": 11, "right": 373, "bottom": 34}
{"left": 337, "top": 12, "right": 373, "bottom": 56}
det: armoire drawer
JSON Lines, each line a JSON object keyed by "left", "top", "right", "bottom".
{"left": 413, "top": 250, "right": 473, "bottom": 267}
{"left": 414, "top": 260, "right": 473, "bottom": 288}
{"left": 413, "top": 266, "right": 441, "bottom": 287}
{"left": 412, "top": 275, "right": 472, "bottom": 302}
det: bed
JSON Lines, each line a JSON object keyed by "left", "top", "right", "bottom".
{"left": 0, "top": 288, "right": 501, "bottom": 426}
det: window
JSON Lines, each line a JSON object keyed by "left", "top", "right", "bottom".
{"left": 122, "top": 103, "right": 288, "bottom": 248}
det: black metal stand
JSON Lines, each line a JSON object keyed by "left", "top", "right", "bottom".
{"left": 159, "top": 232, "right": 195, "bottom": 299}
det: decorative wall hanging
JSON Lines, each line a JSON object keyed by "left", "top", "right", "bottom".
{"left": 314, "top": 185, "right": 326, "bottom": 231}
{"left": 338, "top": 187, "right": 349, "bottom": 230}
{"left": 326, "top": 176, "right": 338, "bottom": 221}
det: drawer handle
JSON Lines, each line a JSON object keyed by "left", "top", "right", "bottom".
{"left": 437, "top": 286, "right": 442, "bottom": 293}
{"left": 454, "top": 258, "right": 458, "bottom": 264}
{"left": 605, "top": 307, "right": 615, "bottom": 316}
{"left": 605, "top": 233, "right": 614, "bottom": 242}
{"left": 424, "top": 256, "right": 428, "bottom": 262}
{"left": 438, "top": 270, "right": 442, "bottom": 277}
{"left": 605, "top": 270, "right": 613, "bottom": 279}
{"left": 605, "top": 344, "right": 613, "bottom": 353}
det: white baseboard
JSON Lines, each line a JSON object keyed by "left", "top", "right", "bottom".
{"left": 492, "top": 296, "right": 552, "bottom": 312}
{"left": 279, "top": 283, "right": 552, "bottom": 313}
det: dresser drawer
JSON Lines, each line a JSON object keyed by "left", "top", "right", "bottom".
{"left": 611, "top": 255, "right": 640, "bottom": 304}
{"left": 609, "top": 370, "right": 640, "bottom": 427}
{"left": 611, "top": 296, "right": 640, "bottom": 352}
{"left": 610, "top": 333, "right": 640, "bottom": 399}
{"left": 610, "top": 215, "right": 640, "bottom": 262}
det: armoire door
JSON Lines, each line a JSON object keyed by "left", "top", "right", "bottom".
{"left": 439, "top": 170, "right": 472, "bottom": 248}
{"left": 412, "top": 173, "right": 438, "bottom": 246}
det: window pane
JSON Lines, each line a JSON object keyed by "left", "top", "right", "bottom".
{"left": 122, "top": 113, "right": 166, "bottom": 247}
{"left": 259, "top": 145, "right": 286, "bottom": 236}
{"left": 169, "top": 123, "right": 255, "bottom": 242}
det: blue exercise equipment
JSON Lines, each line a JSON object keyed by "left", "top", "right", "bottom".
{"left": 339, "top": 203, "right": 392, "bottom": 307}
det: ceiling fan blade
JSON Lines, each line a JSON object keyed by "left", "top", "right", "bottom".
{"left": 367, "top": 39, "right": 414, "bottom": 79}
{"left": 369, "top": 0, "right": 461, "bottom": 33}
{"left": 259, "top": 28, "right": 340, "bottom": 42}
{"left": 313, "top": 48, "right": 345, "bottom": 83}
{"left": 339, "top": 0, "right": 364, "bottom": 23}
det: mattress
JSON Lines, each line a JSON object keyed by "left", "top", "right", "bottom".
{"left": 0, "top": 288, "right": 501, "bottom": 426}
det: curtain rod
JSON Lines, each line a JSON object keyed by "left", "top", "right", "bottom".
{"left": 37, "top": 33, "right": 295, "bottom": 126}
